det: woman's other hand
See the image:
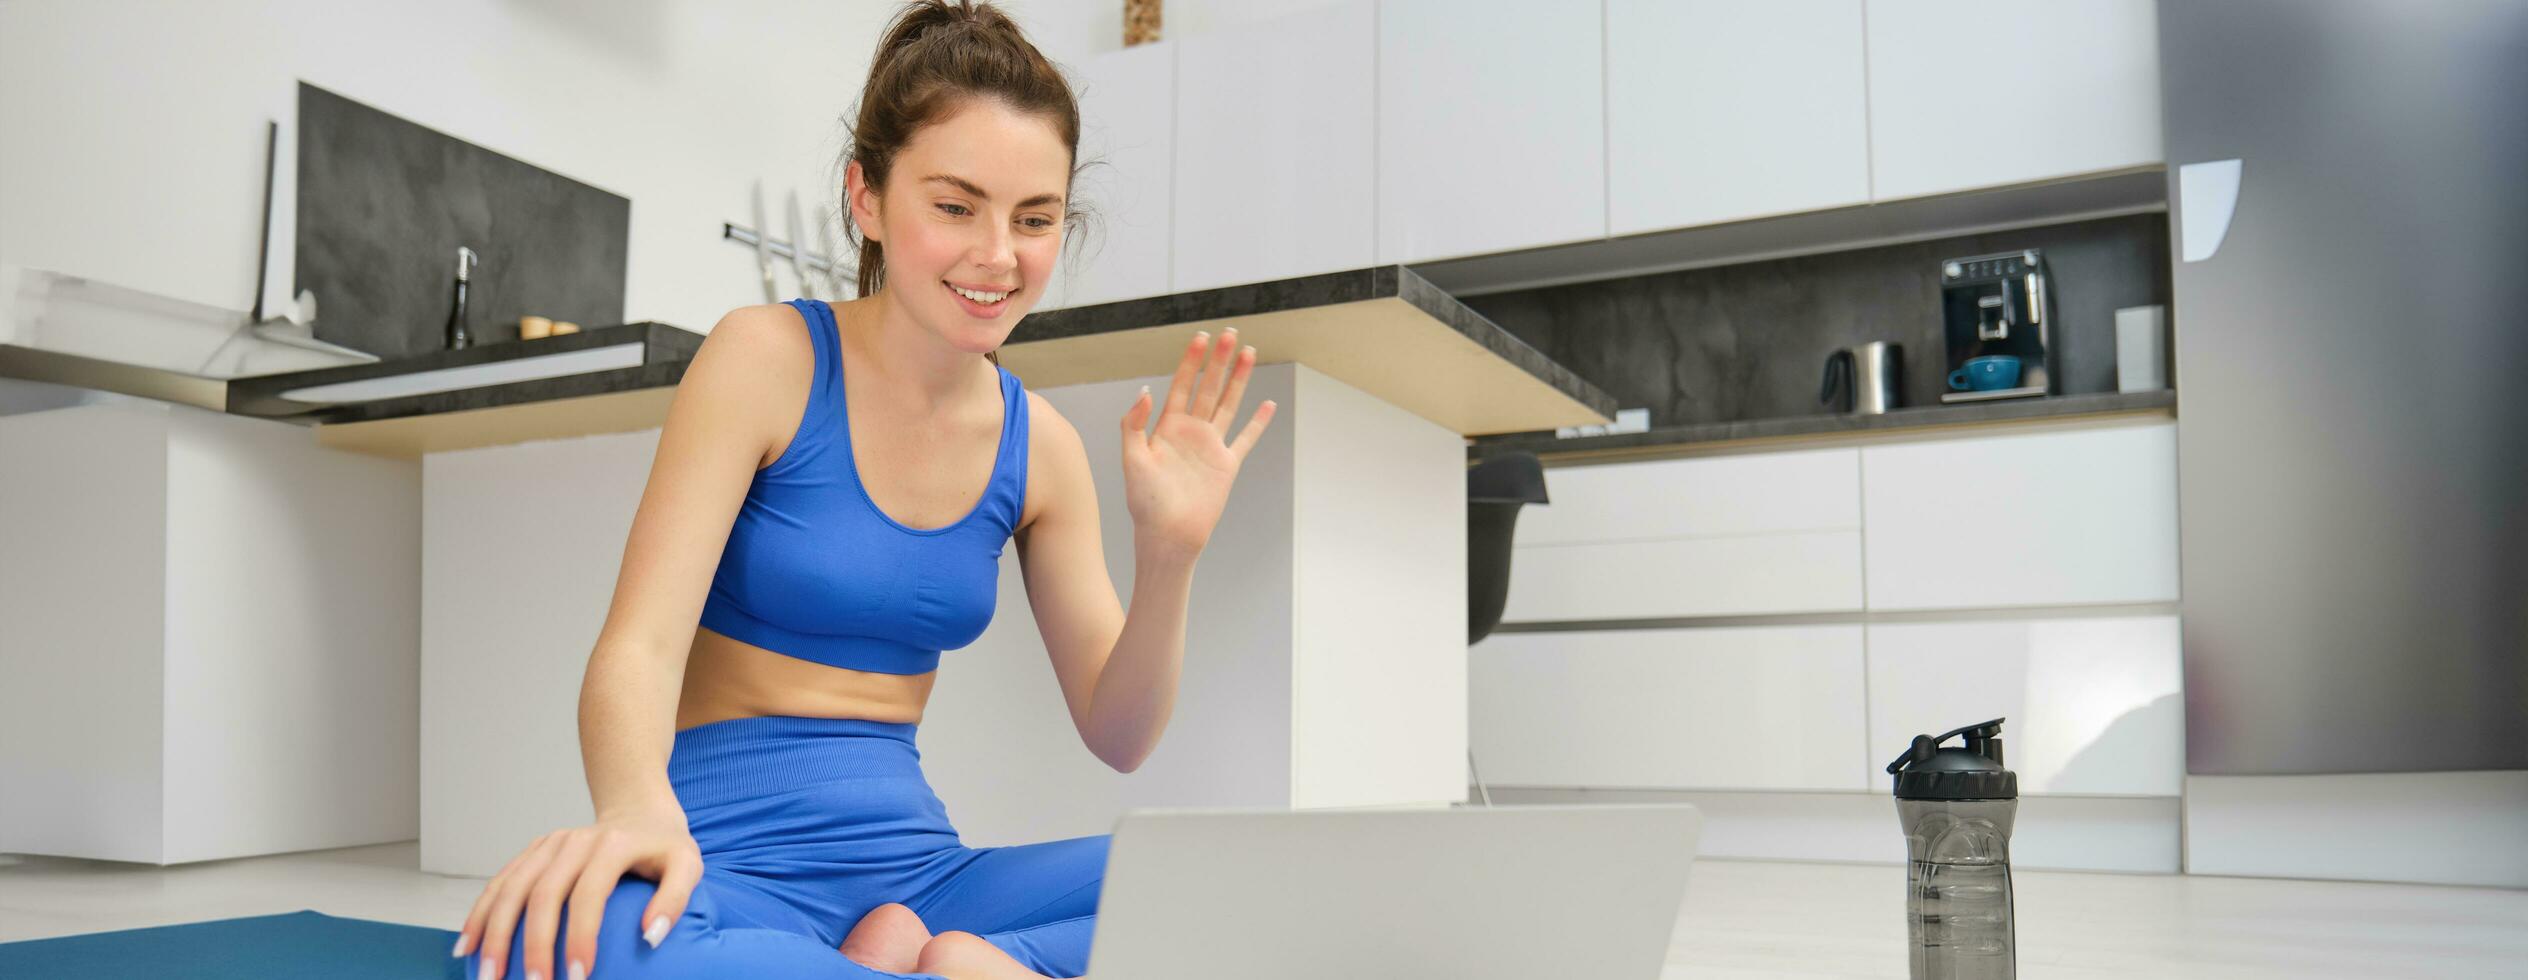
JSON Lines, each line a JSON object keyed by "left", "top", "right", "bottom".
{"left": 450, "top": 808, "right": 703, "bottom": 980}
{"left": 1118, "top": 327, "right": 1276, "bottom": 564}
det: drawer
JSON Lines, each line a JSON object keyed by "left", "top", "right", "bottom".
{"left": 1469, "top": 626, "right": 1869, "bottom": 791}
{"left": 1503, "top": 531, "right": 1864, "bottom": 622}
{"left": 1865, "top": 615, "right": 2183, "bottom": 796}
{"left": 1860, "top": 422, "right": 2179, "bottom": 610}
{"left": 1516, "top": 447, "right": 1860, "bottom": 546}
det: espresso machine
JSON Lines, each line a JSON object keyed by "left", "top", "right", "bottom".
{"left": 1938, "top": 250, "right": 2055, "bottom": 403}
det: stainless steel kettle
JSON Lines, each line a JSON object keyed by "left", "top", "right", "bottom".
{"left": 1820, "top": 341, "right": 1904, "bottom": 415}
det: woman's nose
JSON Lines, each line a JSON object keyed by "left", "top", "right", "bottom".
{"left": 970, "top": 221, "right": 1017, "bottom": 274}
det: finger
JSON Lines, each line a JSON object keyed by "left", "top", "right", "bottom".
{"left": 1209, "top": 345, "right": 1256, "bottom": 431}
{"left": 1192, "top": 327, "right": 1238, "bottom": 421}
{"left": 563, "top": 844, "right": 636, "bottom": 978}
{"left": 1228, "top": 400, "right": 1278, "bottom": 463}
{"left": 1120, "top": 384, "right": 1152, "bottom": 444}
{"left": 520, "top": 830, "right": 602, "bottom": 980}
{"left": 479, "top": 834, "right": 567, "bottom": 980}
{"left": 458, "top": 838, "right": 545, "bottom": 959}
{"left": 639, "top": 848, "right": 705, "bottom": 950}
{"left": 1161, "top": 331, "right": 1206, "bottom": 417}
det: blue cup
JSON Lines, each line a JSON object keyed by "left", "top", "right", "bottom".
{"left": 1949, "top": 355, "right": 2023, "bottom": 391}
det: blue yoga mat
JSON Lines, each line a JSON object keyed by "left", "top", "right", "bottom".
{"left": 0, "top": 909, "right": 465, "bottom": 979}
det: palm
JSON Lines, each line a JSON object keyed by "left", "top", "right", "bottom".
{"left": 1120, "top": 327, "right": 1277, "bottom": 562}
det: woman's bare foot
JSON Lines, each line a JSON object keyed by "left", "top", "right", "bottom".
{"left": 839, "top": 902, "right": 931, "bottom": 973}
{"left": 914, "top": 930, "right": 1054, "bottom": 980}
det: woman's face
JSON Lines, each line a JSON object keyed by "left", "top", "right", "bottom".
{"left": 848, "top": 97, "right": 1070, "bottom": 355}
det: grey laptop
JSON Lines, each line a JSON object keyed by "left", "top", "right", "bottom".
{"left": 1084, "top": 803, "right": 1702, "bottom": 979}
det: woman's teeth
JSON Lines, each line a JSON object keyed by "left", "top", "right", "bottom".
{"left": 948, "top": 283, "right": 1010, "bottom": 304}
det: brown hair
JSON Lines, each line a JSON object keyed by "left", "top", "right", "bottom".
{"left": 842, "top": 0, "right": 1088, "bottom": 366}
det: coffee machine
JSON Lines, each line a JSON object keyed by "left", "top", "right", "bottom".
{"left": 1938, "top": 250, "right": 2054, "bottom": 403}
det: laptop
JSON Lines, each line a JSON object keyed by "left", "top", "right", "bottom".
{"left": 1083, "top": 803, "right": 1702, "bottom": 979}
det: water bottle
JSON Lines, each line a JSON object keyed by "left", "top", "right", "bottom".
{"left": 1887, "top": 717, "right": 2018, "bottom": 979}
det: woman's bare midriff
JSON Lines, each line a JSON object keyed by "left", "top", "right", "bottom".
{"left": 674, "top": 625, "right": 937, "bottom": 731}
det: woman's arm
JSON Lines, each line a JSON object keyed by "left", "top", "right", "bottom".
{"left": 1015, "top": 329, "right": 1274, "bottom": 772}
{"left": 577, "top": 305, "right": 798, "bottom": 819}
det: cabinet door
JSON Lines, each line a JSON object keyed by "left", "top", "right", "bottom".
{"left": 1503, "top": 449, "right": 1865, "bottom": 621}
{"left": 1471, "top": 626, "right": 1869, "bottom": 790}
{"left": 1866, "top": 615, "right": 2183, "bottom": 796}
{"left": 1376, "top": 0, "right": 1605, "bottom": 265}
{"left": 1172, "top": 2, "right": 1375, "bottom": 293}
{"left": 1863, "top": 0, "right": 2162, "bottom": 201}
{"left": 1042, "top": 40, "right": 1173, "bottom": 310}
{"left": 1861, "top": 422, "right": 2179, "bottom": 611}
{"left": 1607, "top": 0, "right": 1870, "bottom": 235}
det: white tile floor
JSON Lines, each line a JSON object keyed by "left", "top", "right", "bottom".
{"left": 3, "top": 842, "right": 2523, "bottom": 978}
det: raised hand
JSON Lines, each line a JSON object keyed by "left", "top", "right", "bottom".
{"left": 1118, "top": 326, "right": 1276, "bottom": 564}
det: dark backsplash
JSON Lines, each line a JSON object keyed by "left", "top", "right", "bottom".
{"left": 1454, "top": 213, "right": 2170, "bottom": 429}
{"left": 296, "top": 82, "right": 629, "bottom": 359}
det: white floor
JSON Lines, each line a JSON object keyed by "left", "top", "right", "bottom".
{"left": 4, "top": 842, "right": 2524, "bottom": 978}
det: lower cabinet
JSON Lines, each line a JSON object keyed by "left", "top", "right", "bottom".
{"left": 1866, "top": 614, "right": 2183, "bottom": 796}
{"left": 1468, "top": 626, "right": 1868, "bottom": 791}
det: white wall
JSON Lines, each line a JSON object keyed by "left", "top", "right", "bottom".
{"left": 0, "top": 0, "right": 1120, "bottom": 338}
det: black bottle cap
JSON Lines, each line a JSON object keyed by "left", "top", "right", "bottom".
{"left": 1885, "top": 717, "right": 2018, "bottom": 801}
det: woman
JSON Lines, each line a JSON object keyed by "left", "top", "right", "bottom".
{"left": 447, "top": 3, "right": 1274, "bottom": 978}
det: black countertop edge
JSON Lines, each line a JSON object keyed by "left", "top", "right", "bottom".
{"left": 1468, "top": 389, "right": 2178, "bottom": 462}
{"left": 1011, "top": 265, "right": 1620, "bottom": 419}
{"left": 223, "top": 321, "right": 698, "bottom": 423}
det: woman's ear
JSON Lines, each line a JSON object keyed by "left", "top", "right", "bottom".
{"left": 844, "top": 159, "right": 884, "bottom": 245}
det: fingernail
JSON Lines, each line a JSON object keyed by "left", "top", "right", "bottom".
{"left": 450, "top": 935, "right": 466, "bottom": 957}
{"left": 644, "top": 916, "right": 667, "bottom": 948}
{"left": 569, "top": 958, "right": 588, "bottom": 980}
{"left": 527, "top": 970, "right": 544, "bottom": 980}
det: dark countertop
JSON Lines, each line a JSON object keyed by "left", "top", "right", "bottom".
{"left": 223, "top": 320, "right": 698, "bottom": 425}
{"left": 1468, "top": 389, "right": 2177, "bottom": 464}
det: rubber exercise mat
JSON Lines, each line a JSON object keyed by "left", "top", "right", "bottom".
{"left": 0, "top": 909, "right": 465, "bottom": 979}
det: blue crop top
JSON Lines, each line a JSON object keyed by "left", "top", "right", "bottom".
{"left": 695, "top": 297, "right": 1029, "bottom": 675}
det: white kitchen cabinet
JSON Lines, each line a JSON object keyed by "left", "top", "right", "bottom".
{"left": 1376, "top": 0, "right": 1605, "bottom": 265}
{"left": 1041, "top": 40, "right": 1174, "bottom": 310}
{"left": 1866, "top": 615, "right": 2183, "bottom": 796}
{"left": 1171, "top": 2, "right": 1375, "bottom": 293}
{"left": 1861, "top": 422, "right": 2179, "bottom": 611}
{"left": 1606, "top": 0, "right": 1871, "bottom": 235}
{"left": 1504, "top": 531, "right": 1864, "bottom": 622}
{"left": 1470, "top": 626, "right": 1869, "bottom": 791}
{"left": 1503, "top": 448, "right": 1864, "bottom": 621}
{"left": 1515, "top": 448, "right": 1861, "bottom": 544}
{"left": 1863, "top": 0, "right": 2163, "bottom": 201}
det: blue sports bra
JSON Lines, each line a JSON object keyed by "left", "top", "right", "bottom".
{"left": 695, "top": 297, "right": 1029, "bottom": 675}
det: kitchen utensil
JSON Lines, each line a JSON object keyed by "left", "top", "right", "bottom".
{"left": 1820, "top": 340, "right": 1904, "bottom": 414}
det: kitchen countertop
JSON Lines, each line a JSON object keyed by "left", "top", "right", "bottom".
{"left": 222, "top": 265, "right": 1618, "bottom": 459}
{"left": 1468, "top": 389, "right": 2177, "bottom": 464}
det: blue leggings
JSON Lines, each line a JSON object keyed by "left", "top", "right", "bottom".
{"left": 467, "top": 715, "right": 1108, "bottom": 979}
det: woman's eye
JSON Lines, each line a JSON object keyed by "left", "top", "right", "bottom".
{"left": 936, "top": 203, "right": 971, "bottom": 217}
{"left": 1022, "top": 217, "right": 1055, "bottom": 230}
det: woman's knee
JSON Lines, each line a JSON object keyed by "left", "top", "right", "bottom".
{"left": 913, "top": 930, "right": 1003, "bottom": 975}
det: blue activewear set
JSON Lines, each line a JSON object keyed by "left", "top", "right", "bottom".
{"left": 468, "top": 298, "right": 1109, "bottom": 980}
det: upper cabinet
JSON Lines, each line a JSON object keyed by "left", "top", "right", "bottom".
{"left": 1376, "top": 0, "right": 1606, "bottom": 265}
{"left": 1606, "top": 0, "right": 1872, "bottom": 235}
{"left": 1043, "top": 39, "right": 1174, "bottom": 310}
{"left": 1863, "top": 0, "right": 2163, "bottom": 201}
{"left": 1172, "top": 2, "right": 1377, "bottom": 293}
